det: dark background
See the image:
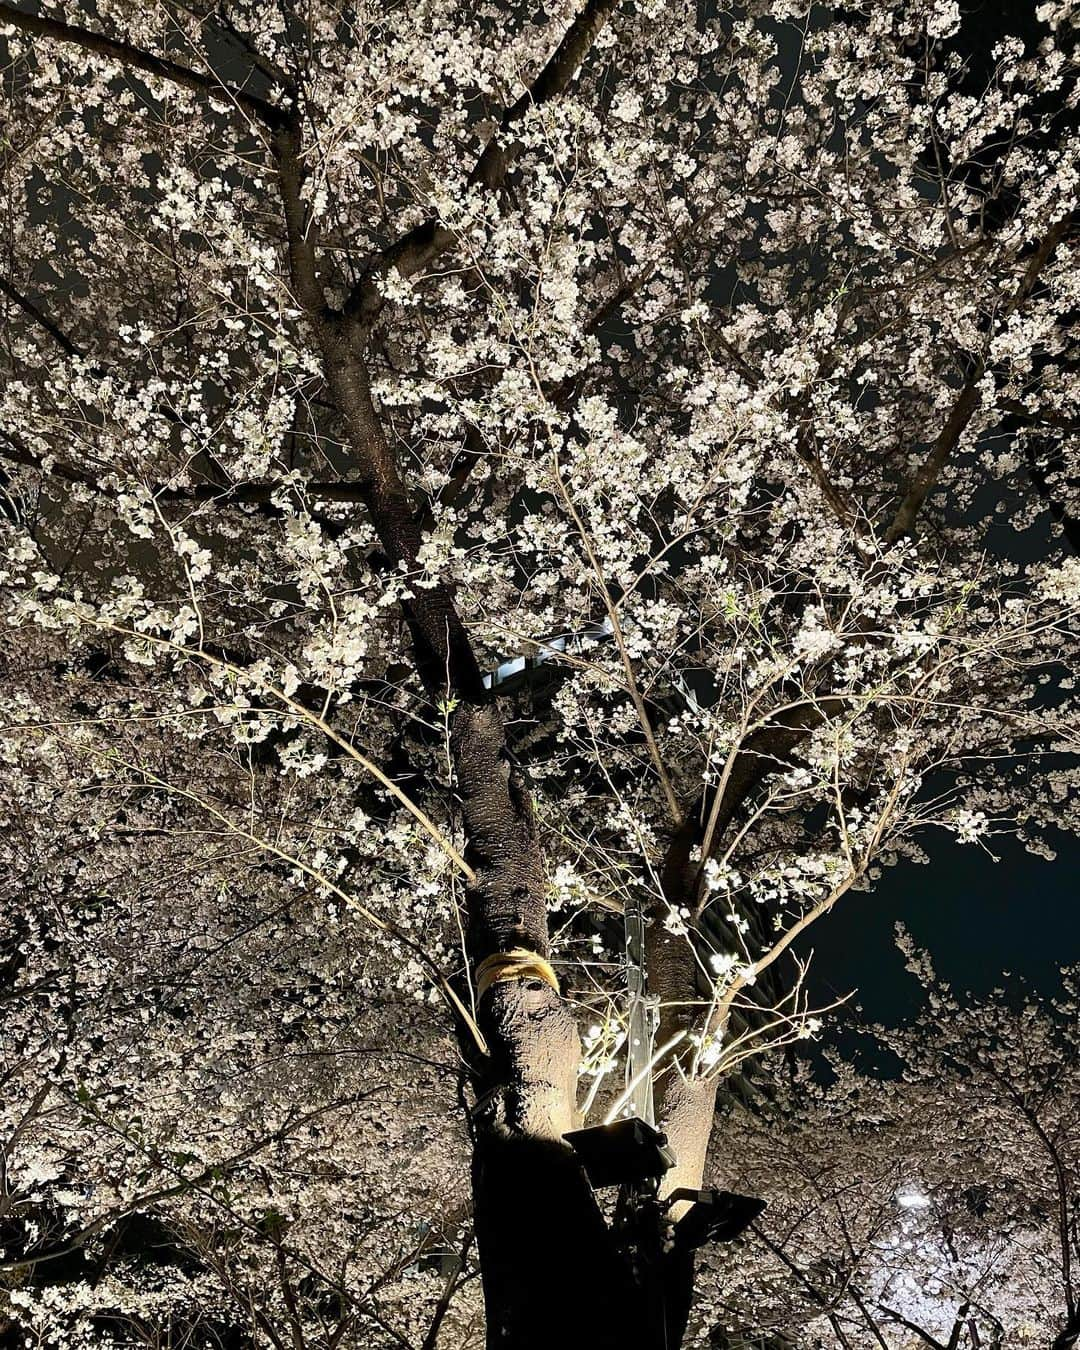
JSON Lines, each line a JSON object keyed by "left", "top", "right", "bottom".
{"left": 805, "top": 829, "right": 1080, "bottom": 1025}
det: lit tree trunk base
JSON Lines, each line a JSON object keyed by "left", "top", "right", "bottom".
{"left": 468, "top": 1003, "right": 711, "bottom": 1350}
{"left": 471, "top": 1141, "right": 634, "bottom": 1349}
{"left": 470, "top": 1020, "right": 638, "bottom": 1347}
{"left": 450, "top": 704, "right": 725, "bottom": 1348}
{"left": 658, "top": 1075, "right": 720, "bottom": 1211}
{"left": 450, "top": 705, "right": 636, "bottom": 1345}
{"left": 466, "top": 974, "right": 721, "bottom": 1350}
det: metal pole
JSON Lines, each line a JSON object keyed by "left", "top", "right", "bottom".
{"left": 619, "top": 892, "right": 669, "bottom": 1346}
{"left": 624, "top": 891, "right": 658, "bottom": 1124}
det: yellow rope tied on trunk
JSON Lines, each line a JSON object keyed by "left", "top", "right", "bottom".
{"left": 475, "top": 948, "right": 560, "bottom": 1001}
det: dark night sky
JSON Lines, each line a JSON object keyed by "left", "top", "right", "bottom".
{"left": 804, "top": 829, "right": 1080, "bottom": 1026}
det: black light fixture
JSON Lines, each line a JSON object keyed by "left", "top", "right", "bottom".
{"left": 564, "top": 1118, "right": 677, "bottom": 1189}
{"left": 664, "top": 1187, "right": 766, "bottom": 1250}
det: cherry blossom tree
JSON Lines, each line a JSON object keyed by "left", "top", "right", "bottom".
{"left": 702, "top": 955, "right": 1080, "bottom": 1350}
{"left": 0, "top": 0, "right": 1078, "bottom": 1345}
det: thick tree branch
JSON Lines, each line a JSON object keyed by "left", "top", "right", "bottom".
{"left": 273, "top": 120, "right": 486, "bottom": 701}
{"left": 272, "top": 120, "right": 328, "bottom": 314}
{"left": 875, "top": 1302, "right": 949, "bottom": 1350}
{"left": 163, "top": 0, "right": 293, "bottom": 89}
{"left": 342, "top": 0, "right": 620, "bottom": 332}
{"left": 645, "top": 691, "right": 855, "bottom": 1239}
{"left": 0, "top": 276, "right": 84, "bottom": 358}
{"left": 0, "top": 434, "right": 358, "bottom": 514}
{"left": 886, "top": 214, "right": 1074, "bottom": 544}
{"left": 0, "top": 0, "right": 285, "bottom": 127}
{"left": 1021, "top": 438, "right": 1080, "bottom": 553}
{"left": 990, "top": 403, "right": 1080, "bottom": 552}
{"left": 0, "top": 431, "right": 96, "bottom": 489}
{"left": 999, "top": 399, "right": 1080, "bottom": 433}
{"left": 795, "top": 424, "right": 859, "bottom": 530}
{"left": 156, "top": 478, "right": 374, "bottom": 506}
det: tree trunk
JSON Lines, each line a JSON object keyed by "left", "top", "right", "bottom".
{"left": 452, "top": 705, "right": 643, "bottom": 1347}
{"left": 470, "top": 982, "right": 638, "bottom": 1349}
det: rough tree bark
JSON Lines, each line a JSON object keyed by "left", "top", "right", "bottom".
{"left": 453, "top": 705, "right": 641, "bottom": 1348}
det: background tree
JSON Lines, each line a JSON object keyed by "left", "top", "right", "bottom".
{"left": 0, "top": 0, "right": 1078, "bottom": 1345}
{"left": 700, "top": 953, "right": 1080, "bottom": 1350}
